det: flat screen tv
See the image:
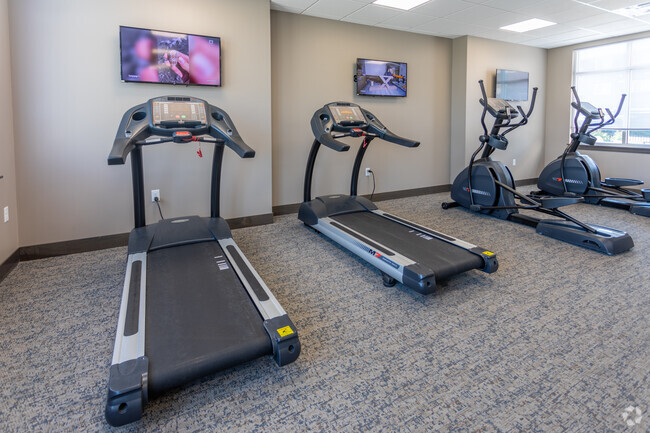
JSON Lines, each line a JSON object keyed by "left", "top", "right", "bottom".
{"left": 120, "top": 25, "right": 221, "bottom": 86}
{"left": 356, "top": 58, "right": 407, "bottom": 97}
{"left": 495, "top": 69, "right": 529, "bottom": 101}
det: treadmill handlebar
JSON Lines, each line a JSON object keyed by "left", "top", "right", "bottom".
{"left": 310, "top": 103, "right": 419, "bottom": 152}
{"left": 108, "top": 97, "right": 254, "bottom": 165}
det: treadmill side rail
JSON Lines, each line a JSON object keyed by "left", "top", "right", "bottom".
{"left": 219, "top": 238, "right": 287, "bottom": 320}
{"left": 219, "top": 237, "right": 302, "bottom": 366}
{"left": 112, "top": 252, "right": 147, "bottom": 365}
{"left": 107, "top": 252, "right": 148, "bottom": 426}
{"left": 311, "top": 217, "right": 430, "bottom": 291}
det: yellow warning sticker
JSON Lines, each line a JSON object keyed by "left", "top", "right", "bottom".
{"left": 482, "top": 251, "right": 495, "bottom": 256}
{"left": 277, "top": 326, "right": 294, "bottom": 337}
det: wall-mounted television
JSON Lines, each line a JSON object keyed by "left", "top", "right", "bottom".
{"left": 120, "top": 25, "right": 221, "bottom": 86}
{"left": 356, "top": 58, "right": 407, "bottom": 97}
{"left": 495, "top": 69, "right": 529, "bottom": 101}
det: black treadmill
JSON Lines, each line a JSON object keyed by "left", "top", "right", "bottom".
{"left": 105, "top": 96, "right": 300, "bottom": 426}
{"left": 298, "top": 102, "right": 498, "bottom": 294}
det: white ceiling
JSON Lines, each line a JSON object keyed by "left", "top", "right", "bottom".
{"left": 270, "top": 0, "right": 650, "bottom": 48}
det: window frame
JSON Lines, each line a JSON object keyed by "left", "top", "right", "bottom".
{"left": 572, "top": 37, "right": 650, "bottom": 154}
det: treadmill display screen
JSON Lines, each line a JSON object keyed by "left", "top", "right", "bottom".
{"left": 152, "top": 101, "right": 207, "bottom": 126}
{"left": 329, "top": 105, "right": 365, "bottom": 125}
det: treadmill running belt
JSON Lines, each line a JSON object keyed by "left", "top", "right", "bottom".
{"left": 146, "top": 241, "right": 271, "bottom": 397}
{"left": 331, "top": 212, "right": 484, "bottom": 281}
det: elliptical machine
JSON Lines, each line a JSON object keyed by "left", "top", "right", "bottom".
{"left": 442, "top": 80, "right": 633, "bottom": 255}
{"left": 534, "top": 87, "right": 650, "bottom": 217}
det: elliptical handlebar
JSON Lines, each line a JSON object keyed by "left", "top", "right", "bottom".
{"left": 571, "top": 86, "right": 581, "bottom": 134}
{"left": 525, "top": 87, "right": 538, "bottom": 119}
{"left": 507, "top": 87, "right": 537, "bottom": 131}
{"left": 614, "top": 93, "right": 627, "bottom": 117}
{"left": 478, "top": 80, "right": 489, "bottom": 136}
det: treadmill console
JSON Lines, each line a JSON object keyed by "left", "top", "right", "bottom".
{"left": 310, "top": 101, "right": 420, "bottom": 152}
{"left": 109, "top": 96, "right": 255, "bottom": 165}
{"left": 150, "top": 97, "right": 208, "bottom": 131}
{"left": 328, "top": 103, "right": 366, "bottom": 126}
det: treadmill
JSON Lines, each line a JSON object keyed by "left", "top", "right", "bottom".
{"left": 105, "top": 96, "right": 300, "bottom": 426}
{"left": 298, "top": 102, "right": 498, "bottom": 294}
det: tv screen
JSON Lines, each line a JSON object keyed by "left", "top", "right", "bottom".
{"left": 495, "top": 69, "right": 529, "bottom": 101}
{"left": 120, "top": 25, "right": 221, "bottom": 86}
{"left": 356, "top": 59, "right": 407, "bottom": 97}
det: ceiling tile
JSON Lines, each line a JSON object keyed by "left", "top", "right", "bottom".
{"left": 589, "top": 18, "right": 650, "bottom": 33}
{"left": 479, "top": 11, "right": 533, "bottom": 28}
{"left": 415, "top": 17, "right": 490, "bottom": 36}
{"left": 381, "top": 11, "right": 436, "bottom": 28}
{"left": 514, "top": 0, "right": 583, "bottom": 18}
{"left": 565, "top": 13, "right": 632, "bottom": 27}
{"left": 410, "top": 0, "right": 474, "bottom": 18}
{"left": 536, "top": 3, "right": 610, "bottom": 23}
{"left": 303, "top": 0, "right": 367, "bottom": 19}
{"left": 445, "top": 4, "right": 512, "bottom": 25}
{"left": 342, "top": 4, "right": 404, "bottom": 25}
{"left": 271, "top": 0, "right": 318, "bottom": 13}
{"left": 483, "top": 0, "right": 545, "bottom": 12}
{"left": 591, "top": 0, "right": 647, "bottom": 11}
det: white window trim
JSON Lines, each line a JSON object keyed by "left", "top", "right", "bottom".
{"left": 572, "top": 37, "right": 650, "bottom": 152}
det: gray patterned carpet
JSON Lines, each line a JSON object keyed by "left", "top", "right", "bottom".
{"left": 0, "top": 191, "right": 648, "bottom": 432}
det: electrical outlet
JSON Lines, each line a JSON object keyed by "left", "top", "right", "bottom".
{"left": 3, "top": 206, "right": 8, "bottom": 223}
{"left": 151, "top": 189, "right": 160, "bottom": 202}
{"left": 512, "top": 159, "right": 517, "bottom": 166}
{"left": 365, "top": 168, "right": 371, "bottom": 177}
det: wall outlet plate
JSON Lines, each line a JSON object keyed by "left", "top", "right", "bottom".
{"left": 3, "top": 206, "right": 8, "bottom": 223}
{"left": 151, "top": 189, "right": 160, "bottom": 202}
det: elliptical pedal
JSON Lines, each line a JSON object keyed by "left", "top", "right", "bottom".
{"left": 538, "top": 196, "right": 583, "bottom": 210}
{"left": 602, "top": 178, "right": 643, "bottom": 187}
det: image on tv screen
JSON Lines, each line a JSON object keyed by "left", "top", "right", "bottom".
{"left": 495, "top": 69, "right": 528, "bottom": 101}
{"left": 120, "top": 26, "right": 221, "bottom": 86}
{"left": 356, "top": 59, "right": 407, "bottom": 97}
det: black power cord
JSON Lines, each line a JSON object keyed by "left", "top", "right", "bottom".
{"left": 154, "top": 196, "right": 164, "bottom": 220}
{"left": 369, "top": 169, "right": 376, "bottom": 200}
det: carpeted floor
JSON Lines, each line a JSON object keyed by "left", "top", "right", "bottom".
{"left": 0, "top": 191, "right": 648, "bottom": 432}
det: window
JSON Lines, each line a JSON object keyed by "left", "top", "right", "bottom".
{"left": 573, "top": 37, "right": 650, "bottom": 149}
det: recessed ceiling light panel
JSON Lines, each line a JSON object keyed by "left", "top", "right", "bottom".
{"left": 373, "top": 0, "right": 430, "bottom": 11}
{"left": 500, "top": 18, "right": 556, "bottom": 33}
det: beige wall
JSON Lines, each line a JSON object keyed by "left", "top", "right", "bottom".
{"left": 0, "top": 0, "right": 18, "bottom": 263}
{"left": 450, "top": 37, "right": 468, "bottom": 184}
{"left": 545, "top": 31, "right": 650, "bottom": 185}
{"left": 9, "top": 0, "right": 272, "bottom": 247}
{"left": 271, "top": 11, "right": 452, "bottom": 207}
{"left": 451, "top": 36, "right": 547, "bottom": 183}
